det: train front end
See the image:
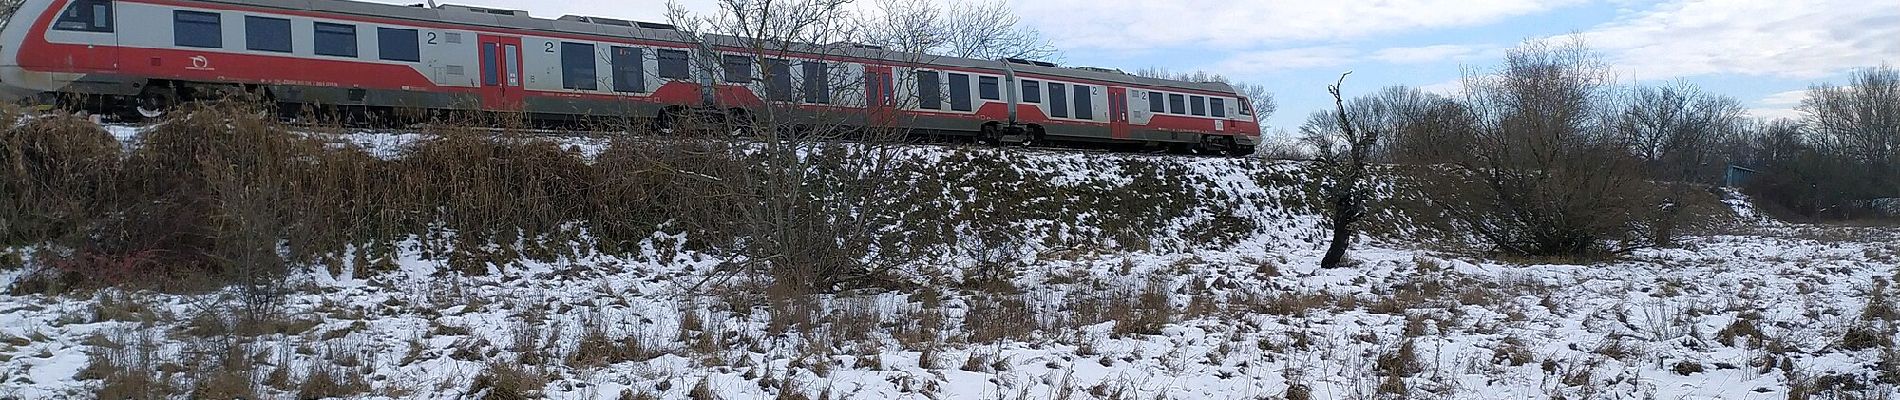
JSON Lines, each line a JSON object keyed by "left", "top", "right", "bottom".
{"left": 0, "top": 0, "right": 104, "bottom": 103}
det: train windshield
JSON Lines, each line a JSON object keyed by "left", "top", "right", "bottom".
{"left": 51, "top": 0, "right": 114, "bottom": 32}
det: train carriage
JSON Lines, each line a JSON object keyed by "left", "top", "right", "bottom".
{"left": 0, "top": 0, "right": 1262, "bottom": 154}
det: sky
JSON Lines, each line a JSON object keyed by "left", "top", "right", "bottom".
{"left": 370, "top": 0, "right": 1897, "bottom": 134}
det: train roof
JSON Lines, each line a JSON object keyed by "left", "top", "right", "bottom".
{"left": 190, "top": 0, "right": 1242, "bottom": 95}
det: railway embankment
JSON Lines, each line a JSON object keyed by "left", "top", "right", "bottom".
{"left": 4, "top": 107, "right": 1898, "bottom": 399}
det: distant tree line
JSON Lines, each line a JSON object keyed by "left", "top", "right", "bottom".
{"left": 1295, "top": 38, "right": 1899, "bottom": 259}
{"left": 1734, "top": 68, "right": 1900, "bottom": 219}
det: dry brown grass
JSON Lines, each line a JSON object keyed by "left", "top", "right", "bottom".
{"left": 965, "top": 294, "right": 1038, "bottom": 343}
{"left": 297, "top": 361, "right": 370, "bottom": 399}
{"left": 0, "top": 110, "right": 120, "bottom": 248}
{"left": 570, "top": 321, "right": 664, "bottom": 367}
{"left": 470, "top": 361, "right": 547, "bottom": 400}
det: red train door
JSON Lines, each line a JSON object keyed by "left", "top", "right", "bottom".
{"left": 477, "top": 35, "right": 524, "bottom": 112}
{"left": 1108, "top": 87, "right": 1130, "bottom": 139}
{"left": 864, "top": 66, "right": 897, "bottom": 126}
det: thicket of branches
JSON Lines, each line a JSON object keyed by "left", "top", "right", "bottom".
{"left": 1294, "top": 36, "right": 1898, "bottom": 257}
{"left": 1736, "top": 66, "right": 1900, "bottom": 219}
{"left": 1299, "top": 39, "right": 1734, "bottom": 257}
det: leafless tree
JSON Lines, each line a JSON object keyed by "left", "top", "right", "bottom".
{"left": 860, "top": 0, "right": 1058, "bottom": 62}
{"left": 1738, "top": 65, "right": 1900, "bottom": 219}
{"left": 1302, "top": 72, "right": 1378, "bottom": 269}
{"left": 1613, "top": 81, "right": 1745, "bottom": 184}
{"left": 650, "top": 0, "right": 938, "bottom": 294}
{"left": 1726, "top": 118, "right": 1807, "bottom": 167}
{"left": 1300, "top": 85, "right": 1471, "bottom": 165}
{"left": 1423, "top": 37, "right": 1688, "bottom": 256}
{"left": 1802, "top": 65, "right": 1900, "bottom": 174}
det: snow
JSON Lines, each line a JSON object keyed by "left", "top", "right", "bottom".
{"left": 2, "top": 126, "right": 1897, "bottom": 399}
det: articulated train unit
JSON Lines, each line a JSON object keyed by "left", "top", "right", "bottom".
{"left": 0, "top": 0, "right": 1263, "bottom": 154}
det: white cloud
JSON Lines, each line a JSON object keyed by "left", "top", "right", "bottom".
{"left": 1417, "top": 78, "right": 1469, "bottom": 97}
{"left": 1370, "top": 45, "right": 1488, "bottom": 64}
{"left": 1757, "top": 89, "right": 1809, "bottom": 107}
{"left": 1580, "top": 0, "right": 1900, "bottom": 80}
{"left": 1746, "top": 107, "right": 1804, "bottom": 121}
{"left": 1013, "top": 0, "right": 1588, "bottom": 51}
{"left": 1745, "top": 89, "right": 1819, "bottom": 121}
{"left": 1209, "top": 47, "right": 1358, "bottom": 74}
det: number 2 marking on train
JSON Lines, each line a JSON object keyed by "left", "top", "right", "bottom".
{"left": 545, "top": 42, "right": 555, "bottom": 53}
{"left": 427, "top": 32, "right": 438, "bottom": 45}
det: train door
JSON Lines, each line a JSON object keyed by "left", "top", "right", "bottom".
{"left": 45, "top": 0, "right": 119, "bottom": 72}
{"left": 864, "top": 66, "right": 897, "bottom": 126}
{"left": 477, "top": 35, "right": 524, "bottom": 112}
{"left": 1108, "top": 86, "right": 1130, "bottom": 139}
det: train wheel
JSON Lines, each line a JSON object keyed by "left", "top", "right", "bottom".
{"left": 725, "top": 109, "right": 754, "bottom": 136}
{"left": 133, "top": 88, "right": 179, "bottom": 120}
{"left": 652, "top": 109, "right": 676, "bottom": 134}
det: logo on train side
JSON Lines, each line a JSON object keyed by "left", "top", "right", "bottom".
{"left": 187, "top": 56, "right": 214, "bottom": 71}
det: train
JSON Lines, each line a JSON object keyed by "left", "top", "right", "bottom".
{"left": 0, "top": 0, "right": 1263, "bottom": 154}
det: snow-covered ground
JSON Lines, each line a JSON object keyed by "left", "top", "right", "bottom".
{"left": 2, "top": 127, "right": 1897, "bottom": 399}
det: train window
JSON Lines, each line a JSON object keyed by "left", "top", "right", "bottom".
{"left": 915, "top": 71, "right": 941, "bottom": 110}
{"left": 53, "top": 0, "right": 113, "bottom": 33}
{"left": 978, "top": 76, "right": 1000, "bottom": 101}
{"left": 947, "top": 73, "right": 971, "bottom": 112}
{"left": 1148, "top": 91, "right": 1165, "bottom": 113}
{"left": 802, "top": 61, "right": 829, "bottom": 104}
{"left": 611, "top": 46, "right": 644, "bottom": 93}
{"left": 314, "top": 22, "right": 358, "bottom": 57}
{"left": 1210, "top": 98, "right": 1226, "bottom": 118}
{"left": 561, "top": 42, "right": 597, "bottom": 91}
{"left": 1168, "top": 94, "right": 1185, "bottom": 115}
{"left": 764, "top": 58, "right": 793, "bottom": 102}
{"left": 1239, "top": 98, "right": 1253, "bottom": 116}
{"left": 378, "top": 28, "right": 420, "bottom": 62}
{"left": 722, "top": 55, "right": 751, "bottom": 83}
{"left": 244, "top": 16, "right": 291, "bottom": 53}
{"left": 1048, "top": 82, "right": 1068, "bottom": 118}
{"left": 173, "top": 11, "right": 222, "bottom": 48}
{"left": 481, "top": 43, "right": 498, "bottom": 86}
{"left": 1190, "top": 95, "right": 1206, "bottom": 116}
{"left": 1073, "top": 85, "right": 1093, "bottom": 120}
{"left": 657, "top": 49, "right": 689, "bottom": 79}
{"left": 866, "top": 72, "right": 894, "bottom": 106}
{"left": 1020, "top": 80, "right": 1041, "bottom": 104}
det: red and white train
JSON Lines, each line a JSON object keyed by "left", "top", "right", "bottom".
{"left": 0, "top": 0, "right": 1262, "bottom": 154}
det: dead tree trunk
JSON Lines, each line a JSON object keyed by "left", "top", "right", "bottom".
{"left": 1319, "top": 72, "right": 1373, "bottom": 269}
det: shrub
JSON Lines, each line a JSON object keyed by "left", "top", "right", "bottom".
{"left": 0, "top": 111, "right": 121, "bottom": 247}
{"left": 1417, "top": 38, "right": 1718, "bottom": 257}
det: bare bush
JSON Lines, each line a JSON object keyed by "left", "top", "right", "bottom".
{"left": 1422, "top": 38, "right": 1700, "bottom": 257}
{"left": 663, "top": 0, "right": 935, "bottom": 294}
{"left": 0, "top": 111, "right": 120, "bottom": 249}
